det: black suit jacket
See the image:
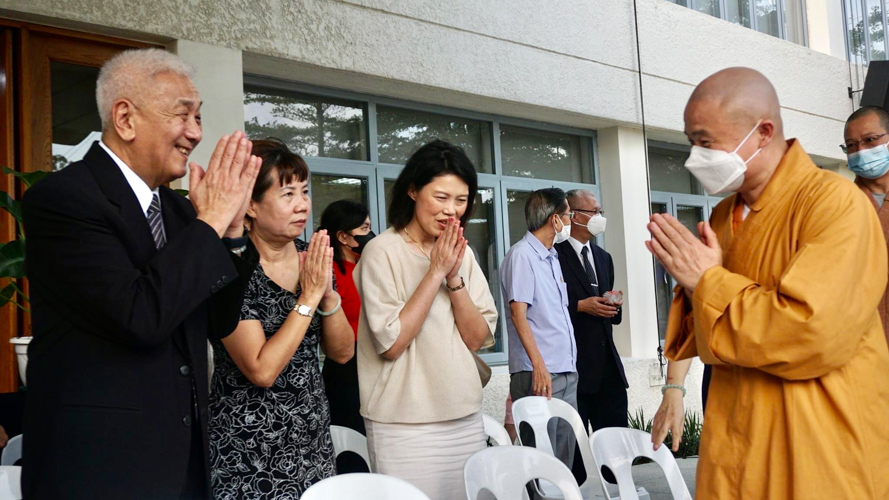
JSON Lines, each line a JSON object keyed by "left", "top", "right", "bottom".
{"left": 20, "top": 143, "right": 252, "bottom": 499}
{"left": 555, "top": 240, "right": 628, "bottom": 392}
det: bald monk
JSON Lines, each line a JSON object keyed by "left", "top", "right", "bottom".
{"left": 844, "top": 106, "right": 889, "bottom": 347}
{"left": 647, "top": 67, "right": 889, "bottom": 499}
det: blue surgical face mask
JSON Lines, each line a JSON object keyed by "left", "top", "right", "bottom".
{"left": 847, "top": 143, "right": 889, "bottom": 179}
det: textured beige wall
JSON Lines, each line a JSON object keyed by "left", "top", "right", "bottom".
{"left": 1, "top": 0, "right": 854, "bottom": 163}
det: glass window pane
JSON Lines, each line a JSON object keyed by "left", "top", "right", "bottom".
{"left": 754, "top": 0, "right": 780, "bottom": 38}
{"left": 676, "top": 205, "right": 704, "bottom": 236}
{"left": 500, "top": 125, "right": 594, "bottom": 183}
{"left": 695, "top": 0, "right": 720, "bottom": 17}
{"left": 648, "top": 147, "right": 701, "bottom": 195}
{"left": 310, "top": 174, "right": 369, "bottom": 230}
{"left": 867, "top": 0, "right": 886, "bottom": 61}
{"left": 376, "top": 106, "right": 493, "bottom": 172}
{"left": 466, "top": 188, "right": 502, "bottom": 353}
{"left": 51, "top": 62, "right": 102, "bottom": 170}
{"left": 665, "top": 0, "right": 688, "bottom": 5}
{"left": 652, "top": 202, "right": 671, "bottom": 341}
{"left": 506, "top": 190, "right": 531, "bottom": 247}
{"left": 848, "top": 0, "right": 868, "bottom": 64}
{"left": 384, "top": 179, "right": 396, "bottom": 228}
{"left": 244, "top": 86, "right": 368, "bottom": 161}
{"left": 725, "top": 0, "right": 751, "bottom": 28}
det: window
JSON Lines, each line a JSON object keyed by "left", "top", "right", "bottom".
{"left": 244, "top": 86, "right": 368, "bottom": 161}
{"left": 845, "top": 0, "right": 888, "bottom": 65}
{"left": 668, "top": 0, "right": 803, "bottom": 43}
{"left": 51, "top": 62, "right": 102, "bottom": 170}
{"left": 245, "top": 77, "right": 598, "bottom": 364}
{"left": 500, "top": 125, "right": 594, "bottom": 183}
{"left": 376, "top": 106, "right": 493, "bottom": 172}
{"left": 648, "top": 141, "right": 725, "bottom": 342}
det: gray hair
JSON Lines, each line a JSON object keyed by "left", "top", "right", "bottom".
{"left": 525, "top": 187, "right": 567, "bottom": 232}
{"left": 96, "top": 48, "right": 195, "bottom": 130}
{"left": 565, "top": 189, "right": 597, "bottom": 208}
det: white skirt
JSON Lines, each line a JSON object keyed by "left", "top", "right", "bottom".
{"left": 364, "top": 412, "right": 485, "bottom": 500}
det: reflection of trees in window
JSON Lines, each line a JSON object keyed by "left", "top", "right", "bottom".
{"left": 243, "top": 91, "right": 367, "bottom": 161}
{"left": 500, "top": 126, "right": 588, "bottom": 183}
{"left": 848, "top": 5, "right": 886, "bottom": 62}
{"left": 376, "top": 107, "right": 490, "bottom": 170}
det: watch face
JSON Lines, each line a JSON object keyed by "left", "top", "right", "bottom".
{"left": 297, "top": 305, "right": 312, "bottom": 316}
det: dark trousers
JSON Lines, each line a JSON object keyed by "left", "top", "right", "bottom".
{"left": 572, "top": 355, "right": 627, "bottom": 484}
{"left": 322, "top": 345, "right": 369, "bottom": 474}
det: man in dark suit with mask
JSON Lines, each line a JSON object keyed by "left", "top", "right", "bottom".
{"left": 21, "top": 48, "right": 260, "bottom": 499}
{"left": 554, "top": 189, "right": 628, "bottom": 481}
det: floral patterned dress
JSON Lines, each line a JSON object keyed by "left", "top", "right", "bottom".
{"left": 209, "top": 239, "right": 336, "bottom": 499}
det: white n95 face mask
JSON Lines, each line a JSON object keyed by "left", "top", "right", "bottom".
{"left": 684, "top": 120, "right": 763, "bottom": 195}
{"left": 586, "top": 214, "right": 607, "bottom": 236}
{"left": 553, "top": 216, "right": 572, "bottom": 245}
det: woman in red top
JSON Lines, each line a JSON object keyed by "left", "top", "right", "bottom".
{"left": 318, "top": 200, "right": 374, "bottom": 472}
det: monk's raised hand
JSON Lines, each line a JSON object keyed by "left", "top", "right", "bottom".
{"left": 645, "top": 213, "right": 721, "bottom": 292}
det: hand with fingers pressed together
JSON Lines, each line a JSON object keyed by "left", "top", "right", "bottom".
{"left": 299, "top": 229, "right": 335, "bottom": 309}
{"left": 645, "top": 213, "right": 723, "bottom": 292}
{"left": 189, "top": 130, "right": 263, "bottom": 238}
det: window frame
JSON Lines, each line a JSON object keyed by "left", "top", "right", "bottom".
{"left": 682, "top": 0, "right": 791, "bottom": 40}
{"left": 244, "top": 74, "right": 600, "bottom": 365}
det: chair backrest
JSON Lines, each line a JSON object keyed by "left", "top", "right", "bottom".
{"left": 590, "top": 428, "right": 692, "bottom": 500}
{"left": 301, "top": 473, "right": 430, "bottom": 500}
{"left": 464, "top": 445, "right": 583, "bottom": 500}
{"left": 0, "top": 435, "right": 21, "bottom": 466}
{"left": 511, "top": 397, "right": 597, "bottom": 484}
{"left": 482, "top": 414, "right": 512, "bottom": 446}
{"left": 0, "top": 465, "right": 22, "bottom": 499}
{"left": 329, "top": 425, "right": 370, "bottom": 469}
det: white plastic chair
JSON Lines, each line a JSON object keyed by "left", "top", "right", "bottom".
{"left": 464, "top": 445, "right": 583, "bottom": 500}
{"left": 301, "top": 473, "right": 430, "bottom": 500}
{"left": 0, "top": 435, "right": 21, "bottom": 466}
{"left": 328, "top": 425, "right": 370, "bottom": 470}
{"left": 483, "top": 414, "right": 513, "bottom": 446}
{"left": 590, "top": 428, "right": 692, "bottom": 500}
{"left": 512, "top": 397, "right": 648, "bottom": 500}
{"left": 0, "top": 465, "right": 22, "bottom": 499}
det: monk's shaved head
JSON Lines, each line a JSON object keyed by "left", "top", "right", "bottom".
{"left": 683, "top": 67, "right": 789, "bottom": 199}
{"left": 686, "top": 67, "right": 783, "bottom": 137}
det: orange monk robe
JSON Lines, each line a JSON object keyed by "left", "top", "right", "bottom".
{"left": 856, "top": 177, "right": 889, "bottom": 347}
{"left": 665, "top": 140, "right": 889, "bottom": 499}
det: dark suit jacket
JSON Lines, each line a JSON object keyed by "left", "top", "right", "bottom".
{"left": 555, "top": 240, "right": 628, "bottom": 392}
{"left": 20, "top": 143, "right": 252, "bottom": 499}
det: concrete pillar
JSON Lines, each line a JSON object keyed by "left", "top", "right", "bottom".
{"left": 167, "top": 40, "right": 244, "bottom": 190}
{"left": 596, "top": 126, "right": 660, "bottom": 359}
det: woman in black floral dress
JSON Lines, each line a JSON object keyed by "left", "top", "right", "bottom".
{"left": 209, "top": 139, "right": 354, "bottom": 499}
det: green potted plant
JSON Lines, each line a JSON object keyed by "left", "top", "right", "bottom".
{"left": 2, "top": 166, "right": 49, "bottom": 386}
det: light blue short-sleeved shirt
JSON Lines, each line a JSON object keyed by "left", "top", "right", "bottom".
{"left": 500, "top": 231, "right": 577, "bottom": 374}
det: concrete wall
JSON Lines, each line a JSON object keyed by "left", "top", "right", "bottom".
{"left": 2, "top": 0, "right": 855, "bottom": 164}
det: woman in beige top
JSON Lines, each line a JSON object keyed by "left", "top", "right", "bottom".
{"left": 355, "top": 140, "right": 498, "bottom": 500}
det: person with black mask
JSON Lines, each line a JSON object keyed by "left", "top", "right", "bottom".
{"left": 318, "top": 199, "right": 375, "bottom": 472}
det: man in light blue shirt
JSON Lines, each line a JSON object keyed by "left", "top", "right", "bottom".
{"left": 500, "top": 187, "right": 578, "bottom": 471}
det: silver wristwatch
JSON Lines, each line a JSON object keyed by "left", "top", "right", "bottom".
{"left": 294, "top": 304, "right": 315, "bottom": 318}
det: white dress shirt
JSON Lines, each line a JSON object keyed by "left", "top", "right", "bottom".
{"left": 99, "top": 141, "right": 159, "bottom": 218}
{"left": 567, "top": 236, "right": 598, "bottom": 284}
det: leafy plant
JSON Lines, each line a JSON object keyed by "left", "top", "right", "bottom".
{"left": 627, "top": 407, "right": 702, "bottom": 460}
{"left": 1, "top": 166, "right": 50, "bottom": 312}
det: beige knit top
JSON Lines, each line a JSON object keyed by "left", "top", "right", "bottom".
{"left": 355, "top": 227, "right": 497, "bottom": 423}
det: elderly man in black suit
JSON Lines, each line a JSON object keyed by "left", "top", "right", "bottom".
{"left": 554, "top": 189, "right": 628, "bottom": 481}
{"left": 21, "top": 48, "right": 261, "bottom": 499}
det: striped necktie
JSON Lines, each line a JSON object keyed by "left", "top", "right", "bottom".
{"left": 147, "top": 193, "right": 167, "bottom": 250}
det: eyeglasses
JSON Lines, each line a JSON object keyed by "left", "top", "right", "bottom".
{"left": 841, "top": 134, "right": 888, "bottom": 154}
{"left": 573, "top": 209, "right": 605, "bottom": 217}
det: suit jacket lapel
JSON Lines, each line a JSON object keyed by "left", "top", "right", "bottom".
{"left": 591, "top": 243, "right": 609, "bottom": 294}
{"left": 159, "top": 187, "right": 194, "bottom": 359}
{"left": 557, "top": 242, "right": 595, "bottom": 296}
{"left": 84, "top": 142, "right": 157, "bottom": 264}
